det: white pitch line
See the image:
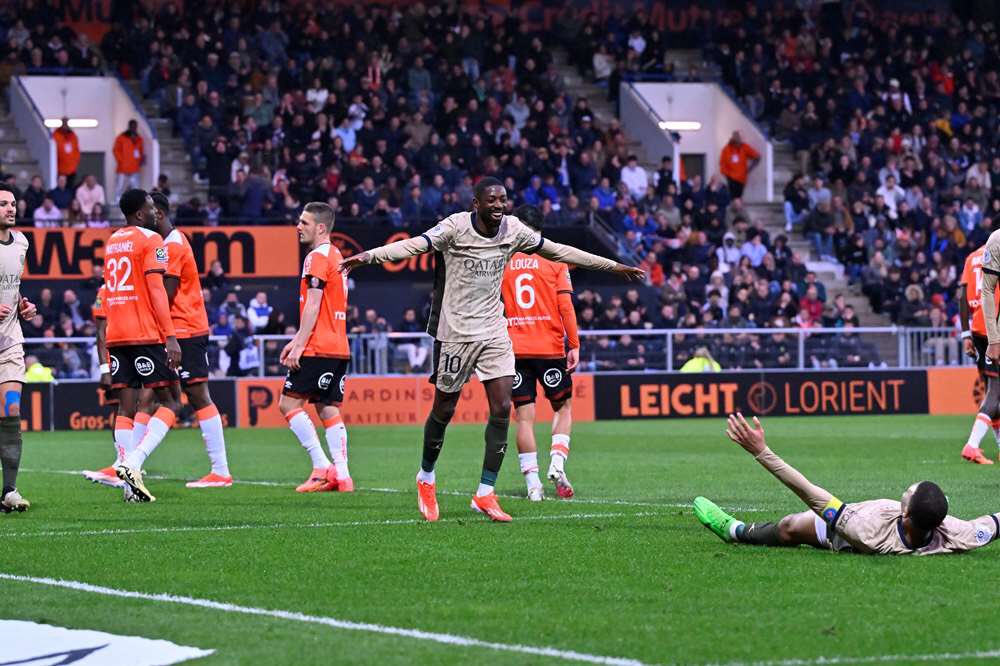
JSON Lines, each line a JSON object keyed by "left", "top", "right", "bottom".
{"left": 3, "top": 511, "right": 663, "bottom": 538}
{"left": 0, "top": 572, "right": 657, "bottom": 666}
{"left": 23, "top": 468, "right": 766, "bottom": 512}
{"left": 713, "top": 649, "right": 1000, "bottom": 665}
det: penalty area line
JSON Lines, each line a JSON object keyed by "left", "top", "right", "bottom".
{"left": 23, "top": 469, "right": 766, "bottom": 512}
{"left": 2, "top": 510, "right": 664, "bottom": 538}
{"left": 0, "top": 572, "right": 657, "bottom": 666}
{"left": 713, "top": 648, "right": 1000, "bottom": 665}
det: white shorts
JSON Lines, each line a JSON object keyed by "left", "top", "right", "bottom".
{"left": 430, "top": 336, "right": 515, "bottom": 394}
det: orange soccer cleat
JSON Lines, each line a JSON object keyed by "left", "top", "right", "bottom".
{"left": 417, "top": 479, "right": 439, "bottom": 521}
{"left": 961, "top": 445, "right": 994, "bottom": 465}
{"left": 82, "top": 466, "right": 125, "bottom": 488}
{"left": 470, "top": 493, "right": 512, "bottom": 522}
{"left": 186, "top": 472, "right": 234, "bottom": 488}
{"left": 295, "top": 467, "right": 338, "bottom": 493}
{"left": 336, "top": 476, "right": 354, "bottom": 493}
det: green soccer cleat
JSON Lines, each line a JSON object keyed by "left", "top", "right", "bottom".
{"left": 693, "top": 496, "right": 738, "bottom": 543}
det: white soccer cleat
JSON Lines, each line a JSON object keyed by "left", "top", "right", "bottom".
{"left": 82, "top": 466, "right": 125, "bottom": 488}
{"left": 123, "top": 484, "right": 142, "bottom": 503}
{"left": 1, "top": 488, "right": 30, "bottom": 513}
{"left": 527, "top": 485, "right": 545, "bottom": 502}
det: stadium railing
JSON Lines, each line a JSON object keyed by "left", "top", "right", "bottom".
{"left": 25, "top": 327, "right": 970, "bottom": 381}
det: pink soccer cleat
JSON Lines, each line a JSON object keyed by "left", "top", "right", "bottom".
{"left": 961, "top": 445, "right": 994, "bottom": 465}
{"left": 470, "top": 493, "right": 512, "bottom": 522}
{"left": 186, "top": 472, "right": 234, "bottom": 488}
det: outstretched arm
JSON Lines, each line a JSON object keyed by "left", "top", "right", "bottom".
{"left": 340, "top": 236, "right": 432, "bottom": 272}
{"left": 725, "top": 413, "right": 839, "bottom": 517}
{"left": 535, "top": 240, "right": 645, "bottom": 281}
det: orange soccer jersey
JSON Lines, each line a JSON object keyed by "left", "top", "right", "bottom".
{"left": 103, "top": 225, "right": 170, "bottom": 347}
{"left": 961, "top": 246, "right": 1000, "bottom": 337}
{"left": 502, "top": 253, "right": 579, "bottom": 358}
{"left": 164, "top": 229, "right": 210, "bottom": 338}
{"left": 300, "top": 242, "right": 350, "bottom": 358}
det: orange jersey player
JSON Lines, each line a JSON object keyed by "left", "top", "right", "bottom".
{"left": 959, "top": 245, "right": 1000, "bottom": 465}
{"left": 152, "top": 192, "right": 232, "bottom": 487}
{"left": 278, "top": 202, "right": 354, "bottom": 494}
{"left": 501, "top": 205, "right": 579, "bottom": 500}
{"left": 104, "top": 189, "right": 182, "bottom": 503}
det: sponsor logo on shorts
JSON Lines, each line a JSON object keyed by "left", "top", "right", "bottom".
{"left": 284, "top": 379, "right": 293, "bottom": 390}
{"left": 180, "top": 368, "right": 191, "bottom": 380}
{"left": 110, "top": 355, "right": 119, "bottom": 375}
{"left": 339, "top": 375, "right": 346, "bottom": 394}
{"left": 543, "top": 368, "right": 563, "bottom": 388}
{"left": 318, "top": 372, "right": 334, "bottom": 390}
{"left": 134, "top": 356, "right": 154, "bottom": 377}
{"left": 512, "top": 371, "right": 523, "bottom": 389}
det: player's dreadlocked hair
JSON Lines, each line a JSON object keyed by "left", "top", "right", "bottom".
{"left": 513, "top": 204, "right": 543, "bottom": 232}
{"left": 473, "top": 176, "right": 504, "bottom": 203}
{"left": 150, "top": 191, "right": 170, "bottom": 215}
{"left": 908, "top": 481, "right": 948, "bottom": 532}
{"left": 119, "top": 188, "right": 149, "bottom": 219}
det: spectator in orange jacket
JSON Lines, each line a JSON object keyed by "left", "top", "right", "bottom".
{"left": 112, "top": 119, "right": 144, "bottom": 199}
{"left": 52, "top": 117, "right": 80, "bottom": 188}
{"left": 719, "top": 131, "right": 760, "bottom": 199}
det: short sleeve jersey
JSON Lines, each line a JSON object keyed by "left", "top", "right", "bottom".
{"left": 961, "top": 246, "right": 1000, "bottom": 337}
{"left": 0, "top": 230, "right": 29, "bottom": 354}
{"left": 424, "top": 212, "right": 543, "bottom": 343}
{"left": 104, "top": 225, "right": 169, "bottom": 347}
{"left": 502, "top": 253, "right": 573, "bottom": 358}
{"left": 832, "top": 499, "right": 1000, "bottom": 555}
{"left": 300, "top": 242, "right": 349, "bottom": 358}
{"left": 163, "top": 228, "right": 209, "bottom": 339}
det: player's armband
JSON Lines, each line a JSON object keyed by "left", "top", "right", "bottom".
{"left": 821, "top": 497, "right": 845, "bottom": 528}
{"left": 305, "top": 275, "right": 326, "bottom": 290}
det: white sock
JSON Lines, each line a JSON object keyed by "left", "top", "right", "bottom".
{"left": 197, "top": 406, "right": 229, "bottom": 477}
{"left": 729, "top": 520, "right": 745, "bottom": 541}
{"left": 324, "top": 416, "right": 350, "bottom": 478}
{"left": 550, "top": 434, "right": 570, "bottom": 471}
{"left": 131, "top": 418, "right": 149, "bottom": 452}
{"left": 124, "top": 410, "right": 174, "bottom": 469}
{"left": 113, "top": 418, "right": 134, "bottom": 465}
{"left": 287, "top": 410, "right": 330, "bottom": 469}
{"left": 519, "top": 451, "right": 540, "bottom": 489}
{"left": 417, "top": 469, "right": 435, "bottom": 484}
{"left": 476, "top": 482, "right": 494, "bottom": 497}
{"left": 967, "top": 413, "right": 991, "bottom": 448}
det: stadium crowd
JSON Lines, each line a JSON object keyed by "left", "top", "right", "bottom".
{"left": 4, "top": 2, "right": 995, "bottom": 372}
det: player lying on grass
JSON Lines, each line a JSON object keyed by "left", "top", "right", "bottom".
{"left": 694, "top": 413, "right": 1000, "bottom": 555}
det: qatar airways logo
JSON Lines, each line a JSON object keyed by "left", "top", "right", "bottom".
{"left": 463, "top": 257, "right": 506, "bottom": 278}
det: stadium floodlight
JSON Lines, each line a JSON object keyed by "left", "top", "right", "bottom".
{"left": 44, "top": 118, "right": 99, "bottom": 128}
{"left": 658, "top": 120, "right": 701, "bottom": 131}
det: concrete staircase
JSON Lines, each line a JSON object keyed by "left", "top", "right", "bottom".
{"left": 0, "top": 114, "right": 44, "bottom": 188}
{"left": 552, "top": 47, "right": 898, "bottom": 364}
{"left": 124, "top": 81, "right": 206, "bottom": 207}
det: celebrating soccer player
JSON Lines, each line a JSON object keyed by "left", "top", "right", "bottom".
{"left": 959, "top": 242, "right": 1000, "bottom": 464}
{"left": 341, "top": 178, "right": 643, "bottom": 522}
{"left": 107, "top": 189, "right": 182, "bottom": 502}
{"left": 278, "top": 202, "right": 353, "bottom": 493}
{"left": 0, "top": 184, "right": 38, "bottom": 513}
{"left": 502, "top": 205, "right": 578, "bottom": 501}
{"left": 694, "top": 413, "right": 1000, "bottom": 555}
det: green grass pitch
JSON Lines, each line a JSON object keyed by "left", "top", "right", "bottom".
{"left": 2, "top": 415, "right": 999, "bottom": 665}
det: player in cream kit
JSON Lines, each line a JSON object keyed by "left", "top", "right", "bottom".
{"left": 0, "top": 184, "right": 39, "bottom": 513}
{"left": 341, "top": 177, "right": 643, "bottom": 522}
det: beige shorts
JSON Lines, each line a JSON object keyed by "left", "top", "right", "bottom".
{"left": 0, "top": 344, "right": 25, "bottom": 384}
{"left": 431, "top": 336, "right": 515, "bottom": 394}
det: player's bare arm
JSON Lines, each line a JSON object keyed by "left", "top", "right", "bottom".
{"left": 163, "top": 275, "right": 180, "bottom": 305}
{"left": 145, "top": 270, "right": 181, "bottom": 368}
{"left": 981, "top": 269, "right": 1000, "bottom": 363}
{"left": 281, "top": 286, "right": 322, "bottom": 371}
